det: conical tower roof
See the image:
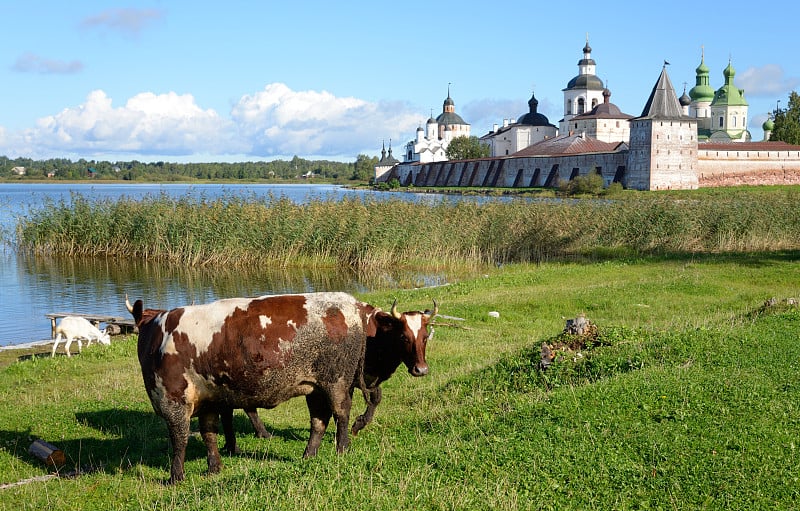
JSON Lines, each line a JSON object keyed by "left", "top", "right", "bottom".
{"left": 636, "top": 64, "right": 686, "bottom": 119}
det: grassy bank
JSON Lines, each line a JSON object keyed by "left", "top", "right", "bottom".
{"left": 1, "top": 254, "right": 799, "bottom": 509}
{"left": 13, "top": 186, "right": 800, "bottom": 270}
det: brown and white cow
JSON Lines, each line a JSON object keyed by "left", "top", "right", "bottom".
{"left": 222, "top": 297, "right": 438, "bottom": 450}
{"left": 126, "top": 292, "right": 435, "bottom": 483}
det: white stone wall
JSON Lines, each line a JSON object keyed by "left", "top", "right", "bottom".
{"left": 697, "top": 147, "right": 800, "bottom": 177}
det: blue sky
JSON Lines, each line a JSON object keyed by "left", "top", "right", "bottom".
{"left": 2, "top": 1, "right": 798, "bottom": 163}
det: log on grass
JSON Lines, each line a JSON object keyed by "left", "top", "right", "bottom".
{"left": 28, "top": 439, "right": 66, "bottom": 467}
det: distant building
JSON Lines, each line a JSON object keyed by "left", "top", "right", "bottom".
{"left": 481, "top": 92, "right": 558, "bottom": 157}
{"left": 403, "top": 88, "right": 470, "bottom": 164}
{"left": 374, "top": 140, "right": 401, "bottom": 180}
{"left": 569, "top": 88, "right": 633, "bottom": 143}
{"left": 376, "top": 38, "right": 799, "bottom": 189}
{"left": 560, "top": 37, "right": 607, "bottom": 134}
{"left": 689, "top": 50, "right": 750, "bottom": 142}
{"left": 11, "top": 166, "right": 26, "bottom": 176}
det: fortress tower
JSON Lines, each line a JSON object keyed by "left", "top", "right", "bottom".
{"left": 627, "top": 65, "right": 698, "bottom": 190}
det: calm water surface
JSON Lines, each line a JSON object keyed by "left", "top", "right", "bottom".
{"left": 0, "top": 183, "right": 457, "bottom": 346}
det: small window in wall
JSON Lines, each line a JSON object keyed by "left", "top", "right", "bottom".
{"left": 733, "top": 116, "right": 737, "bottom": 127}
{"left": 616, "top": 121, "right": 620, "bottom": 128}
{"left": 719, "top": 116, "right": 724, "bottom": 128}
{"left": 592, "top": 98, "right": 598, "bottom": 108}
{"left": 578, "top": 98, "right": 585, "bottom": 114}
{"left": 567, "top": 101, "right": 572, "bottom": 115}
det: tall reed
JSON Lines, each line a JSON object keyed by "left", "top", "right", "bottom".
{"left": 13, "top": 189, "right": 800, "bottom": 270}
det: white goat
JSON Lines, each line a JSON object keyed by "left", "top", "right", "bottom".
{"left": 51, "top": 316, "right": 111, "bottom": 357}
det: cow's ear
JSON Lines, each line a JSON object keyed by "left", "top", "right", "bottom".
{"left": 133, "top": 300, "right": 144, "bottom": 324}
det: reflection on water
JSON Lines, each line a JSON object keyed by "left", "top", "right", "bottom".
{"left": 1, "top": 251, "right": 454, "bottom": 346}
{"left": 0, "top": 183, "right": 472, "bottom": 346}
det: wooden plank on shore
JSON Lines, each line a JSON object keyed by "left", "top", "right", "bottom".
{"left": 46, "top": 313, "right": 135, "bottom": 337}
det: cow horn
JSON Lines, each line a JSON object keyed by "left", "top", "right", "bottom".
{"left": 424, "top": 299, "right": 439, "bottom": 319}
{"left": 390, "top": 299, "right": 402, "bottom": 319}
{"left": 125, "top": 294, "right": 134, "bottom": 314}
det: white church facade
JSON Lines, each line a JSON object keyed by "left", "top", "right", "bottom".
{"left": 403, "top": 88, "right": 470, "bottom": 164}
{"left": 377, "top": 39, "right": 800, "bottom": 190}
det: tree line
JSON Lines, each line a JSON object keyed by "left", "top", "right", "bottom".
{"left": 0, "top": 154, "right": 380, "bottom": 183}
{"left": 771, "top": 91, "right": 800, "bottom": 145}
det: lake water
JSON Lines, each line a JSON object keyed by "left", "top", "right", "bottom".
{"left": 0, "top": 183, "right": 457, "bottom": 347}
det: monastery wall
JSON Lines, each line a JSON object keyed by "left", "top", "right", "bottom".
{"left": 380, "top": 142, "right": 800, "bottom": 191}
{"left": 697, "top": 145, "right": 800, "bottom": 186}
{"left": 389, "top": 152, "right": 627, "bottom": 189}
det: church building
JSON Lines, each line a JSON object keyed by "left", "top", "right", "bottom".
{"left": 688, "top": 50, "right": 751, "bottom": 142}
{"left": 377, "top": 38, "right": 800, "bottom": 189}
{"left": 560, "top": 37, "right": 607, "bottom": 133}
{"left": 403, "top": 88, "right": 470, "bottom": 164}
{"left": 481, "top": 92, "right": 558, "bottom": 157}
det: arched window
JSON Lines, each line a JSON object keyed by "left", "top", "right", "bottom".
{"left": 591, "top": 98, "right": 598, "bottom": 108}
{"left": 719, "top": 116, "right": 724, "bottom": 128}
{"left": 732, "top": 116, "right": 737, "bottom": 127}
{"left": 567, "top": 100, "right": 572, "bottom": 115}
{"left": 577, "top": 98, "right": 585, "bottom": 114}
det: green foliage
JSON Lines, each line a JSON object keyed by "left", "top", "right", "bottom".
{"left": 771, "top": 90, "right": 800, "bottom": 144}
{"left": 445, "top": 136, "right": 491, "bottom": 160}
{"left": 0, "top": 156, "right": 365, "bottom": 182}
{"left": 557, "top": 168, "right": 605, "bottom": 196}
{"left": 15, "top": 187, "right": 800, "bottom": 270}
{"left": 351, "top": 154, "right": 378, "bottom": 181}
{"left": 1, "top": 258, "right": 800, "bottom": 509}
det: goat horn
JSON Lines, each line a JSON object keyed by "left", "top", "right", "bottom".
{"left": 390, "top": 299, "right": 402, "bottom": 319}
{"left": 125, "top": 294, "right": 134, "bottom": 314}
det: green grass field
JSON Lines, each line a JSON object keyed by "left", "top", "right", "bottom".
{"left": 1, "top": 253, "right": 799, "bottom": 510}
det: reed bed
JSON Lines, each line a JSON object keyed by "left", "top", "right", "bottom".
{"left": 13, "top": 188, "right": 800, "bottom": 270}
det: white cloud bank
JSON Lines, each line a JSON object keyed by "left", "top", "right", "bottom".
{"left": 0, "top": 84, "right": 422, "bottom": 162}
{"left": 737, "top": 64, "right": 799, "bottom": 97}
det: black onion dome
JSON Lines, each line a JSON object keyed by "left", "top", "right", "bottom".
{"left": 517, "top": 92, "right": 553, "bottom": 126}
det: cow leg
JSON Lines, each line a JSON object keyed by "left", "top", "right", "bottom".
{"left": 64, "top": 337, "right": 73, "bottom": 358}
{"left": 331, "top": 390, "right": 353, "bottom": 454}
{"left": 161, "top": 405, "right": 191, "bottom": 484}
{"left": 76, "top": 338, "right": 83, "bottom": 354}
{"left": 351, "top": 386, "right": 382, "bottom": 436}
{"left": 198, "top": 412, "right": 223, "bottom": 475}
{"left": 220, "top": 408, "right": 240, "bottom": 455}
{"left": 303, "top": 391, "right": 332, "bottom": 458}
{"left": 245, "top": 408, "right": 272, "bottom": 439}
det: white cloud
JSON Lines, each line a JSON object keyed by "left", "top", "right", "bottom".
{"left": 0, "top": 84, "right": 423, "bottom": 161}
{"left": 737, "top": 64, "right": 800, "bottom": 97}
{"left": 12, "top": 53, "right": 83, "bottom": 74}
{"left": 20, "top": 90, "right": 236, "bottom": 157}
{"left": 231, "top": 83, "right": 420, "bottom": 157}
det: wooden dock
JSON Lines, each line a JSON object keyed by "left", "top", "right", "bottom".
{"left": 45, "top": 312, "right": 135, "bottom": 337}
